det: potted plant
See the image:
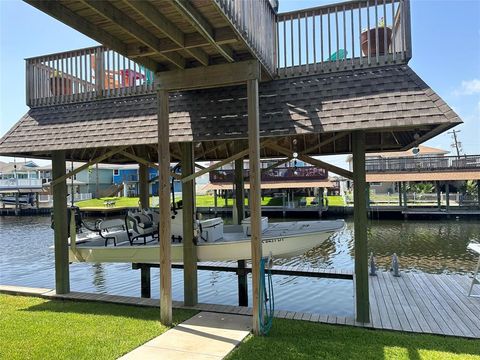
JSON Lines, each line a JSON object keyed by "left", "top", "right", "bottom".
{"left": 361, "top": 17, "right": 392, "bottom": 56}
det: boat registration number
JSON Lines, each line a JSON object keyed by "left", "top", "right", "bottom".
{"left": 262, "top": 237, "right": 285, "bottom": 244}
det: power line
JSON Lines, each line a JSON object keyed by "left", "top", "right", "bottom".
{"left": 447, "top": 129, "right": 462, "bottom": 158}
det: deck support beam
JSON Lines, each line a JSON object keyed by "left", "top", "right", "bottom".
{"left": 352, "top": 131, "right": 370, "bottom": 323}
{"left": 248, "top": 78, "right": 262, "bottom": 335}
{"left": 141, "top": 264, "right": 151, "bottom": 298}
{"left": 436, "top": 181, "right": 441, "bottom": 209}
{"left": 139, "top": 163, "right": 149, "bottom": 209}
{"left": 158, "top": 89, "right": 172, "bottom": 325}
{"left": 234, "top": 140, "right": 248, "bottom": 307}
{"left": 446, "top": 182, "right": 450, "bottom": 212}
{"left": 52, "top": 150, "right": 70, "bottom": 294}
{"left": 181, "top": 142, "right": 198, "bottom": 306}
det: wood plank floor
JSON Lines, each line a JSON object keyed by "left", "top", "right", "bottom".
{"left": 1, "top": 272, "right": 479, "bottom": 339}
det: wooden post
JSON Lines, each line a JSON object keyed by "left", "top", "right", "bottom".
{"left": 248, "top": 78, "right": 262, "bottom": 335}
{"left": 234, "top": 141, "right": 248, "bottom": 307}
{"left": 36, "top": 193, "right": 39, "bottom": 209}
{"left": 214, "top": 189, "right": 218, "bottom": 216}
{"left": 402, "top": 182, "right": 408, "bottom": 208}
{"left": 95, "top": 163, "right": 99, "bottom": 198}
{"left": 139, "top": 163, "right": 149, "bottom": 208}
{"left": 477, "top": 180, "right": 480, "bottom": 209}
{"left": 141, "top": 264, "right": 151, "bottom": 298}
{"left": 446, "top": 182, "right": 450, "bottom": 212}
{"left": 15, "top": 193, "right": 19, "bottom": 215}
{"left": 398, "top": 182, "right": 402, "bottom": 207}
{"left": 52, "top": 150, "right": 70, "bottom": 294}
{"left": 436, "top": 181, "right": 441, "bottom": 210}
{"left": 352, "top": 131, "right": 370, "bottom": 323}
{"left": 181, "top": 142, "right": 198, "bottom": 306}
{"left": 158, "top": 89, "right": 172, "bottom": 325}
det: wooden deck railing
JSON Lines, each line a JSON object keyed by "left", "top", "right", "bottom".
{"left": 366, "top": 155, "right": 480, "bottom": 173}
{"left": 26, "top": 0, "right": 412, "bottom": 107}
{"left": 213, "top": 0, "right": 277, "bottom": 75}
{"left": 276, "top": 0, "right": 411, "bottom": 77}
{"left": 210, "top": 166, "right": 328, "bottom": 183}
{"left": 26, "top": 46, "right": 155, "bottom": 107}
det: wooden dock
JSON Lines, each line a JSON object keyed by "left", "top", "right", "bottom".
{"left": 1, "top": 271, "right": 479, "bottom": 339}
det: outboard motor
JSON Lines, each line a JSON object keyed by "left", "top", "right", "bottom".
{"left": 51, "top": 206, "right": 83, "bottom": 237}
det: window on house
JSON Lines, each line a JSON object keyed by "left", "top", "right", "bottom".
{"left": 370, "top": 182, "right": 382, "bottom": 186}
{"left": 113, "top": 169, "right": 119, "bottom": 176}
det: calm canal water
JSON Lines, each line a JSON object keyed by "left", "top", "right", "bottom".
{"left": 1, "top": 216, "right": 479, "bottom": 317}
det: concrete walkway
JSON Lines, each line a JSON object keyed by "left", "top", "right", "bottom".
{"left": 118, "top": 311, "right": 251, "bottom": 360}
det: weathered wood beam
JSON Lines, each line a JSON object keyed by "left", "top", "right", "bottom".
{"left": 50, "top": 146, "right": 128, "bottom": 187}
{"left": 82, "top": 0, "right": 186, "bottom": 69}
{"left": 248, "top": 78, "right": 262, "bottom": 335}
{"left": 127, "top": 26, "right": 238, "bottom": 58}
{"left": 24, "top": 0, "right": 160, "bottom": 72}
{"left": 124, "top": 0, "right": 209, "bottom": 66}
{"left": 158, "top": 89, "right": 172, "bottom": 325}
{"left": 156, "top": 60, "right": 260, "bottom": 90}
{"left": 181, "top": 142, "right": 198, "bottom": 306}
{"left": 181, "top": 140, "right": 270, "bottom": 183}
{"left": 170, "top": 0, "right": 234, "bottom": 62}
{"left": 138, "top": 163, "right": 149, "bottom": 209}
{"left": 52, "top": 150, "right": 70, "bottom": 294}
{"left": 352, "top": 130, "right": 370, "bottom": 323}
{"left": 266, "top": 143, "right": 353, "bottom": 179}
{"left": 119, "top": 150, "right": 181, "bottom": 180}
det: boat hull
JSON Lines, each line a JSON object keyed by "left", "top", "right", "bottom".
{"left": 69, "top": 221, "right": 344, "bottom": 263}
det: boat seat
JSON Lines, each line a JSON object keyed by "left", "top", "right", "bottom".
{"left": 125, "top": 211, "right": 158, "bottom": 245}
{"left": 96, "top": 218, "right": 127, "bottom": 247}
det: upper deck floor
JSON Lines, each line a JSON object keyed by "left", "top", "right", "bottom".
{"left": 25, "top": 0, "right": 411, "bottom": 107}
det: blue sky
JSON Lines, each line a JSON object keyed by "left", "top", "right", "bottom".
{"left": 1, "top": 0, "right": 479, "bottom": 168}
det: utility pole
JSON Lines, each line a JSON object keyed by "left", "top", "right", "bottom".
{"left": 447, "top": 129, "right": 462, "bottom": 158}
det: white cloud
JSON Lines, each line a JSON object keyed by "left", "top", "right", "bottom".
{"left": 453, "top": 79, "right": 480, "bottom": 96}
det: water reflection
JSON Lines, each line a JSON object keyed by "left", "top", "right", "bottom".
{"left": 1, "top": 215, "right": 479, "bottom": 317}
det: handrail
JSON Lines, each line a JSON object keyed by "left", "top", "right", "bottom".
{"left": 365, "top": 155, "right": 480, "bottom": 173}
{"left": 276, "top": 0, "right": 411, "bottom": 77}
{"left": 26, "top": 46, "right": 155, "bottom": 107}
{"left": 25, "top": 0, "right": 412, "bottom": 107}
{"left": 213, "top": 0, "right": 277, "bottom": 75}
{"left": 210, "top": 165, "right": 329, "bottom": 183}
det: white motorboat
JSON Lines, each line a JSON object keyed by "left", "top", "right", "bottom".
{"left": 68, "top": 209, "right": 345, "bottom": 263}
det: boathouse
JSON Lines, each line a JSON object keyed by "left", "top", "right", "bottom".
{"left": 0, "top": 0, "right": 462, "bottom": 334}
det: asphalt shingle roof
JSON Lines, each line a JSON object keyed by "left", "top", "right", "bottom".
{"left": 0, "top": 65, "right": 461, "bottom": 161}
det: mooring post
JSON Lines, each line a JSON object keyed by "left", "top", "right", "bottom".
{"left": 157, "top": 89, "right": 172, "bottom": 325}
{"left": 446, "top": 182, "right": 450, "bottom": 212}
{"left": 398, "top": 182, "right": 402, "bottom": 207}
{"left": 436, "top": 181, "right": 441, "bottom": 210}
{"left": 352, "top": 131, "right": 370, "bottom": 323}
{"left": 52, "top": 150, "right": 70, "bottom": 294}
{"left": 213, "top": 190, "right": 218, "bottom": 216}
{"left": 181, "top": 142, "right": 198, "bottom": 306}
{"left": 140, "top": 264, "right": 151, "bottom": 298}
{"left": 234, "top": 140, "right": 248, "bottom": 307}
{"left": 138, "top": 163, "right": 149, "bottom": 209}
{"left": 248, "top": 76, "right": 262, "bottom": 335}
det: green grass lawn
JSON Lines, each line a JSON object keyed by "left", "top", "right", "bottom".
{"left": 0, "top": 294, "right": 196, "bottom": 360}
{"left": 76, "top": 195, "right": 345, "bottom": 209}
{"left": 227, "top": 319, "right": 480, "bottom": 360}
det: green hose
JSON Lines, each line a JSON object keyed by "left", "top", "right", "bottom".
{"left": 258, "top": 256, "right": 275, "bottom": 335}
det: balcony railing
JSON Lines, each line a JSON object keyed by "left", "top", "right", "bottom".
{"left": 26, "top": 0, "right": 411, "bottom": 107}
{"left": 276, "top": 0, "right": 411, "bottom": 77}
{"left": 26, "top": 46, "right": 155, "bottom": 107}
{"left": 214, "top": 0, "right": 277, "bottom": 74}
{"left": 365, "top": 155, "right": 480, "bottom": 173}
{"left": 0, "top": 178, "right": 43, "bottom": 189}
{"left": 210, "top": 166, "right": 328, "bottom": 183}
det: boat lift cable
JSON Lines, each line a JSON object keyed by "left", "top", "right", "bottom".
{"left": 258, "top": 255, "right": 275, "bottom": 335}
